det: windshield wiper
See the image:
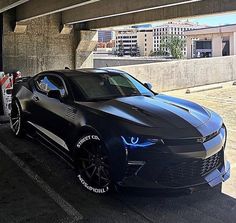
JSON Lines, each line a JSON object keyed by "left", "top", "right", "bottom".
{"left": 142, "top": 94, "right": 153, "bottom": 97}
{"left": 124, "top": 93, "right": 141, "bottom": 97}
{"left": 88, "top": 97, "right": 117, "bottom": 102}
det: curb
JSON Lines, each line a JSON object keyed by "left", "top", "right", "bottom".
{"left": 186, "top": 85, "right": 223, "bottom": 94}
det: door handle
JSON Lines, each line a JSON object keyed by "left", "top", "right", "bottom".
{"left": 33, "top": 95, "right": 40, "bottom": 102}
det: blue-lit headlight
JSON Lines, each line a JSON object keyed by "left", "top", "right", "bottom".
{"left": 121, "top": 136, "right": 163, "bottom": 149}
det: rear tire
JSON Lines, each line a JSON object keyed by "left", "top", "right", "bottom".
{"left": 10, "top": 100, "right": 25, "bottom": 137}
{"left": 75, "top": 134, "right": 111, "bottom": 194}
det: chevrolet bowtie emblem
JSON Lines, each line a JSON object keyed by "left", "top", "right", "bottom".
{"left": 197, "top": 137, "right": 206, "bottom": 143}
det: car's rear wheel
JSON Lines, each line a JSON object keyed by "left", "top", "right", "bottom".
{"left": 75, "top": 134, "right": 111, "bottom": 194}
{"left": 10, "top": 100, "right": 24, "bottom": 137}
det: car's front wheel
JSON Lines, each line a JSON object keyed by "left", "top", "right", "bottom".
{"left": 10, "top": 100, "right": 25, "bottom": 137}
{"left": 75, "top": 134, "right": 111, "bottom": 194}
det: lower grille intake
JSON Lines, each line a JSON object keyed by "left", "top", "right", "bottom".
{"left": 159, "top": 150, "right": 223, "bottom": 187}
{"left": 125, "top": 161, "right": 145, "bottom": 177}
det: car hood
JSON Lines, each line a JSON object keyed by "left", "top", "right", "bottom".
{"left": 82, "top": 94, "right": 211, "bottom": 129}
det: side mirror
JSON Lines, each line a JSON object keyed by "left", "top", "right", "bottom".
{"left": 47, "top": 90, "right": 61, "bottom": 100}
{"left": 144, "top": 83, "right": 153, "bottom": 90}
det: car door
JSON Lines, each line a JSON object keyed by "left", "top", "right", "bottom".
{"left": 30, "top": 73, "right": 72, "bottom": 150}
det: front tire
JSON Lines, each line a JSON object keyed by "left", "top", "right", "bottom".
{"left": 75, "top": 134, "right": 111, "bottom": 194}
{"left": 10, "top": 100, "right": 24, "bottom": 137}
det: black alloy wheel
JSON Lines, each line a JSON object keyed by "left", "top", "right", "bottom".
{"left": 75, "top": 134, "right": 111, "bottom": 194}
{"left": 10, "top": 100, "right": 24, "bottom": 137}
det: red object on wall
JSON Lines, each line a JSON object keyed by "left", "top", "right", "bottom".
{"left": 0, "top": 76, "right": 8, "bottom": 86}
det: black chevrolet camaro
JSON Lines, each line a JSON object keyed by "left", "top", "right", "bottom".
{"left": 10, "top": 68, "right": 230, "bottom": 194}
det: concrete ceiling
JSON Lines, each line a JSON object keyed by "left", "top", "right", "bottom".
{"left": 1, "top": 0, "right": 236, "bottom": 29}
{"left": 85, "top": 0, "right": 236, "bottom": 29}
{"left": 15, "top": 0, "right": 100, "bottom": 22}
{"left": 62, "top": 0, "right": 201, "bottom": 24}
{"left": 0, "top": 0, "right": 29, "bottom": 13}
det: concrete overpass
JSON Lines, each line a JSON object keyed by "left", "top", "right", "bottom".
{"left": 0, "top": 0, "right": 235, "bottom": 28}
{"left": 1, "top": 0, "right": 236, "bottom": 74}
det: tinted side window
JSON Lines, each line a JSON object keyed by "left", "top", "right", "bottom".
{"left": 36, "top": 75, "right": 66, "bottom": 97}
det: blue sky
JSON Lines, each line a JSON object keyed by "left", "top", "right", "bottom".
{"left": 115, "top": 13, "right": 236, "bottom": 30}
{"left": 150, "top": 13, "right": 236, "bottom": 27}
{"left": 189, "top": 13, "right": 236, "bottom": 26}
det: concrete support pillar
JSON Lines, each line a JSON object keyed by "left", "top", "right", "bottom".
{"left": 60, "top": 24, "right": 73, "bottom": 35}
{"left": 233, "top": 32, "right": 236, "bottom": 55}
{"left": 14, "top": 22, "right": 27, "bottom": 33}
{"left": 76, "top": 30, "right": 98, "bottom": 68}
{"left": 212, "top": 35, "right": 222, "bottom": 57}
{"left": 230, "top": 33, "right": 234, "bottom": 55}
{"left": 2, "top": 12, "right": 77, "bottom": 75}
{"left": 186, "top": 37, "right": 192, "bottom": 59}
{"left": 230, "top": 32, "right": 236, "bottom": 55}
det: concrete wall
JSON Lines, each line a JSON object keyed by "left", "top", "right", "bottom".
{"left": 94, "top": 57, "right": 172, "bottom": 68}
{"left": 114, "top": 56, "right": 236, "bottom": 92}
{"left": 3, "top": 11, "right": 77, "bottom": 76}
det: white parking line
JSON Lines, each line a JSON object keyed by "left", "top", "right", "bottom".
{"left": 0, "top": 142, "right": 83, "bottom": 221}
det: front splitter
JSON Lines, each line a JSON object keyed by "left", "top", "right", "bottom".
{"left": 205, "top": 161, "right": 230, "bottom": 187}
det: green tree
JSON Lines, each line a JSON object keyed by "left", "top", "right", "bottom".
{"left": 149, "top": 49, "right": 170, "bottom": 57}
{"left": 160, "top": 36, "right": 186, "bottom": 59}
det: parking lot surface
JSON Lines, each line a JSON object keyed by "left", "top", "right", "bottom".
{"left": 0, "top": 83, "right": 236, "bottom": 223}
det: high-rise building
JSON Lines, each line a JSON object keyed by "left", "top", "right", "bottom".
{"left": 115, "top": 29, "right": 153, "bottom": 56}
{"left": 153, "top": 21, "right": 206, "bottom": 57}
{"left": 137, "top": 29, "right": 153, "bottom": 56}
{"left": 114, "top": 22, "right": 205, "bottom": 57}
{"left": 115, "top": 29, "right": 138, "bottom": 56}
{"left": 98, "top": 30, "right": 113, "bottom": 43}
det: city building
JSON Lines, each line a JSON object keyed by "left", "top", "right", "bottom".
{"left": 98, "top": 30, "right": 113, "bottom": 43}
{"left": 97, "top": 40, "right": 115, "bottom": 49}
{"left": 115, "top": 29, "right": 153, "bottom": 56}
{"left": 185, "top": 24, "right": 236, "bottom": 59}
{"left": 137, "top": 29, "right": 153, "bottom": 56}
{"left": 115, "top": 29, "right": 138, "bottom": 56}
{"left": 153, "top": 21, "right": 205, "bottom": 57}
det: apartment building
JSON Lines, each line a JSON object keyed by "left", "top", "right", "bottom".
{"left": 115, "top": 22, "right": 205, "bottom": 57}
{"left": 115, "top": 29, "right": 153, "bottom": 56}
{"left": 153, "top": 21, "right": 205, "bottom": 57}
{"left": 137, "top": 29, "right": 153, "bottom": 56}
{"left": 98, "top": 30, "right": 113, "bottom": 43}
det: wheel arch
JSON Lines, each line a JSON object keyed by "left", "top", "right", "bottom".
{"left": 76, "top": 125, "right": 102, "bottom": 140}
{"left": 70, "top": 125, "right": 127, "bottom": 183}
{"left": 69, "top": 125, "right": 104, "bottom": 153}
{"left": 11, "top": 96, "right": 28, "bottom": 119}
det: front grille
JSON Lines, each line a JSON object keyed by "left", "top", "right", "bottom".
{"left": 165, "top": 128, "right": 221, "bottom": 145}
{"left": 158, "top": 150, "right": 223, "bottom": 187}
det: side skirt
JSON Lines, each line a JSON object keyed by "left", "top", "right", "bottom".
{"left": 27, "top": 121, "right": 75, "bottom": 168}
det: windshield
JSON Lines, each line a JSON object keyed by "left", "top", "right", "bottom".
{"left": 70, "top": 72, "right": 155, "bottom": 101}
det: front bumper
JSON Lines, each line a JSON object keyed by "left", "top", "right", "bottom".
{"left": 117, "top": 159, "right": 230, "bottom": 190}
{"left": 117, "top": 123, "right": 230, "bottom": 190}
{"left": 205, "top": 160, "right": 230, "bottom": 187}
